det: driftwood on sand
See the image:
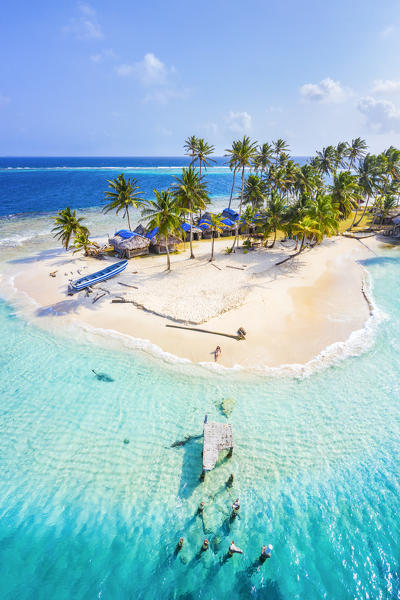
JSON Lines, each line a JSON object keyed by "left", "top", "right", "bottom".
{"left": 118, "top": 282, "right": 139, "bottom": 289}
{"left": 166, "top": 324, "right": 242, "bottom": 340}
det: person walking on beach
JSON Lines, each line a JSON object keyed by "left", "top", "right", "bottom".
{"left": 215, "top": 346, "right": 221, "bottom": 361}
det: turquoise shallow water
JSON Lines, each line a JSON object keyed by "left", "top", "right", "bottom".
{"left": 0, "top": 251, "right": 399, "bottom": 599}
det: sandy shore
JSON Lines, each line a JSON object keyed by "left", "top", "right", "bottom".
{"left": 0, "top": 235, "right": 382, "bottom": 369}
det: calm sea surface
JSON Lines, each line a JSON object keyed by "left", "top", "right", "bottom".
{"left": 0, "top": 158, "right": 399, "bottom": 599}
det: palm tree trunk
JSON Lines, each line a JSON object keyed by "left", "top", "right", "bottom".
{"left": 228, "top": 169, "right": 237, "bottom": 209}
{"left": 354, "top": 195, "right": 370, "bottom": 228}
{"left": 231, "top": 166, "right": 245, "bottom": 252}
{"left": 275, "top": 234, "right": 305, "bottom": 266}
{"left": 269, "top": 226, "right": 277, "bottom": 249}
{"left": 189, "top": 203, "right": 194, "bottom": 259}
{"left": 210, "top": 231, "right": 215, "bottom": 261}
{"left": 126, "top": 207, "right": 132, "bottom": 231}
{"left": 166, "top": 240, "right": 171, "bottom": 270}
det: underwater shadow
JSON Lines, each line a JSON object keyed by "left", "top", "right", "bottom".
{"left": 177, "top": 439, "right": 203, "bottom": 500}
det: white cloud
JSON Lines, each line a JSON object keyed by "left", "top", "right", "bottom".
{"left": 372, "top": 79, "right": 400, "bottom": 94}
{"left": 300, "top": 77, "right": 348, "bottom": 103}
{"left": 90, "top": 48, "right": 115, "bottom": 63}
{"left": 63, "top": 3, "right": 103, "bottom": 40}
{"left": 116, "top": 53, "right": 168, "bottom": 85}
{"left": 358, "top": 96, "right": 400, "bottom": 133}
{"left": 226, "top": 111, "right": 252, "bottom": 134}
{"left": 0, "top": 93, "right": 11, "bottom": 107}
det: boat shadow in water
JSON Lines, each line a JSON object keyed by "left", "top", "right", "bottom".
{"left": 177, "top": 439, "right": 203, "bottom": 500}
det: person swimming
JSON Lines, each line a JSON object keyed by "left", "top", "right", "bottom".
{"left": 215, "top": 346, "right": 221, "bottom": 361}
{"left": 231, "top": 498, "right": 240, "bottom": 517}
{"left": 260, "top": 544, "right": 273, "bottom": 561}
{"left": 202, "top": 539, "right": 209, "bottom": 551}
{"left": 228, "top": 541, "right": 243, "bottom": 555}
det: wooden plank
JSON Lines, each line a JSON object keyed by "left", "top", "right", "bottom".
{"left": 118, "top": 282, "right": 139, "bottom": 289}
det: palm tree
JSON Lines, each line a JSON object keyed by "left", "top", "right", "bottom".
{"left": 354, "top": 154, "right": 377, "bottom": 227}
{"left": 103, "top": 174, "right": 144, "bottom": 231}
{"left": 73, "top": 229, "right": 93, "bottom": 255}
{"left": 275, "top": 215, "right": 321, "bottom": 265}
{"left": 254, "top": 143, "right": 274, "bottom": 175}
{"left": 226, "top": 136, "right": 258, "bottom": 251}
{"left": 184, "top": 135, "right": 199, "bottom": 165}
{"left": 225, "top": 140, "right": 241, "bottom": 209}
{"left": 141, "top": 190, "right": 181, "bottom": 271}
{"left": 195, "top": 138, "right": 216, "bottom": 175}
{"left": 335, "top": 142, "right": 349, "bottom": 170}
{"left": 307, "top": 195, "right": 339, "bottom": 240}
{"left": 315, "top": 146, "right": 336, "bottom": 176}
{"left": 52, "top": 207, "right": 88, "bottom": 250}
{"left": 208, "top": 213, "right": 224, "bottom": 261}
{"left": 243, "top": 174, "right": 266, "bottom": 210}
{"left": 330, "top": 171, "right": 361, "bottom": 218}
{"left": 346, "top": 137, "right": 367, "bottom": 171}
{"left": 173, "top": 167, "right": 209, "bottom": 259}
{"left": 265, "top": 191, "right": 286, "bottom": 248}
{"left": 272, "top": 139, "right": 289, "bottom": 164}
{"left": 241, "top": 205, "right": 256, "bottom": 240}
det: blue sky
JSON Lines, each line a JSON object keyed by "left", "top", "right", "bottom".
{"left": 1, "top": 0, "right": 400, "bottom": 155}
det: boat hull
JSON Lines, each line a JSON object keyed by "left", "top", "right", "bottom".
{"left": 69, "top": 260, "right": 128, "bottom": 293}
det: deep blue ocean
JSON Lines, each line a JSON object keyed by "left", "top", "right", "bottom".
{"left": 0, "top": 157, "right": 399, "bottom": 599}
{"left": 0, "top": 156, "right": 309, "bottom": 217}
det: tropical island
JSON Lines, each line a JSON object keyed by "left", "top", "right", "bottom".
{"left": 8, "top": 136, "right": 400, "bottom": 369}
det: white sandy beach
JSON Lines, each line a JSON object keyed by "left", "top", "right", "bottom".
{"left": 0, "top": 234, "right": 383, "bottom": 369}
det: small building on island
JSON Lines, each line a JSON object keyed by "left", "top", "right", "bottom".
{"left": 109, "top": 230, "right": 150, "bottom": 258}
{"left": 146, "top": 226, "right": 182, "bottom": 255}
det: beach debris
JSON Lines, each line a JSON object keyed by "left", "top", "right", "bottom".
{"left": 220, "top": 397, "right": 236, "bottom": 418}
{"left": 118, "top": 282, "right": 139, "bottom": 289}
{"left": 111, "top": 298, "right": 135, "bottom": 304}
{"left": 123, "top": 438, "right": 130, "bottom": 445}
{"left": 237, "top": 327, "right": 246, "bottom": 339}
{"left": 91, "top": 369, "right": 114, "bottom": 382}
{"left": 226, "top": 265, "right": 246, "bottom": 270}
{"left": 92, "top": 292, "right": 106, "bottom": 304}
{"left": 170, "top": 433, "right": 202, "bottom": 448}
{"left": 166, "top": 324, "right": 240, "bottom": 340}
{"left": 211, "top": 263, "right": 222, "bottom": 270}
{"left": 49, "top": 270, "right": 58, "bottom": 277}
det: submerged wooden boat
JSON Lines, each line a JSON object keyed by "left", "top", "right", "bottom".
{"left": 68, "top": 260, "right": 128, "bottom": 293}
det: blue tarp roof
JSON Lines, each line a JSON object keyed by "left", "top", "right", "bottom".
{"left": 198, "top": 220, "right": 211, "bottom": 230}
{"left": 146, "top": 226, "right": 159, "bottom": 239}
{"left": 222, "top": 208, "right": 239, "bottom": 221}
{"left": 181, "top": 222, "right": 191, "bottom": 232}
{"left": 221, "top": 217, "right": 235, "bottom": 227}
{"left": 114, "top": 229, "right": 137, "bottom": 239}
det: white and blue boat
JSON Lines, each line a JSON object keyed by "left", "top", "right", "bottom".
{"left": 68, "top": 260, "right": 128, "bottom": 293}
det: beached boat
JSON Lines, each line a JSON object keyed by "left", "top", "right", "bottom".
{"left": 68, "top": 260, "right": 128, "bottom": 293}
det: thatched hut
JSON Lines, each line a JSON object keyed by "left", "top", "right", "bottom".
{"left": 385, "top": 215, "right": 400, "bottom": 238}
{"left": 181, "top": 222, "right": 203, "bottom": 241}
{"left": 149, "top": 234, "right": 182, "bottom": 255}
{"left": 109, "top": 231, "right": 150, "bottom": 258}
{"left": 134, "top": 224, "right": 146, "bottom": 236}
